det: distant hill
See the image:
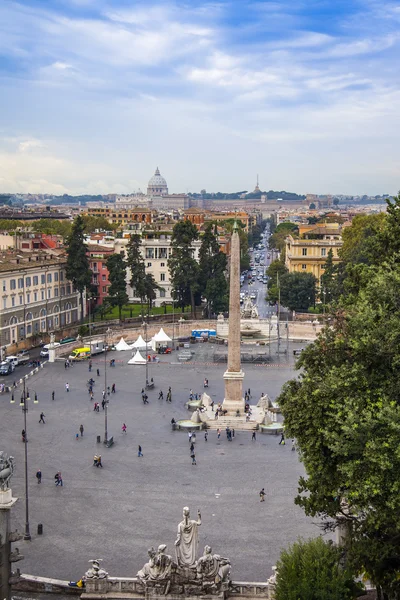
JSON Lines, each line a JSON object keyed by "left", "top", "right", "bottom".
{"left": 189, "top": 190, "right": 306, "bottom": 201}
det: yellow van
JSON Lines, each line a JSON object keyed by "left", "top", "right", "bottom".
{"left": 69, "top": 347, "right": 91, "bottom": 361}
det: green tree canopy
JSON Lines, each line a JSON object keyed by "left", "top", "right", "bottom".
{"left": 199, "top": 223, "right": 228, "bottom": 316}
{"left": 106, "top": 254, "right": 128, "bottom": 320}
{"left": 33, "top": 218, "right": 72, "bottom": 238}
{"left": 268, "top": 271, "right": 316, "bottom": 311}
{"left": 278, "top": 260, "right": 400, "bottom": 598}
{"left": 269, "top": 222, "right": 298, "bottom": 258}
{"left": 65, "top": 215, "right": 92, "bottom": 321}
{"left": 275, "top": 537, "right": 357, "bottom": 600}
{"left": 168, "top": 220, "right": 199, "bottom": 314}
{"left": 126, "top": 234, "right": 147, "bottom": 312}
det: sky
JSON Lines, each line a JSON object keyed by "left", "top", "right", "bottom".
{"left": 0, "top": 0, "right": 399, "bottom": 196}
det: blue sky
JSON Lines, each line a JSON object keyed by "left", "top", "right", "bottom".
{"left": 0, "top": 0, "right": 399, "bottom": 195}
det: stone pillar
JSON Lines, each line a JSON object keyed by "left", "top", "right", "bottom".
{"left": 222, "top": 222, "right": 245, "bottom": 415}
{"left": 0, "top": 489, "right": 18, "bottom": 600}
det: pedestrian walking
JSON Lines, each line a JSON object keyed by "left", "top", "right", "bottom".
{"left": 259, "top": 488, "right": 265, "bottom": 502}
{"left": 55, "top": 471, "right": 63, "bottom": 486}
{"left": 107, "top": 386, "right": 110, "bottom": 396}
{"left": 22, "top": 429, "right": 26, "bottom": 443}
{"left": 279, "top": 433, "right": 285, "bottom": 445}
{"left": 122, "top": 423, "right": 127, "bottom": 434}
{"left": 39, "top": 412, "right": 46, "bottom": 424}
{"left": 188, "top": 431, "right": 193, "bottom": 443}
{"left": 252, "top": 431, "right": 256, "bottom": 441}
{"left": 217, "top": 428, "right": 221, "bottom": 440}
{"left": 64, "top": 360, "right": 68, "bottom": 369}
{"left": 65, "top": 382, "right": 69, "bottom": 392}
{"left": 210, "top": 400, "right": 214, "bottom": 412}
{"left": 89, "top": 360, "right": 92, "bottom": 372}
{"left": 191, "top": 452, "right": 196, "bottom": 466}
{"left": 36, "top": 469, "right": 42, "bottom": 484}
{"left": 232, "top": 429, "right": 235, "bottom": 438}
{"left": 190, "top": 442, "right": 195, "bottom": 453}
{"left": 204, "top": 431, "right": 208, "bottom": 442}
{"left": 76, "top": 432, "right": 79, "bottom": 440}
{"left": 97, "top": 368, "right": 100, "bottom": 377}
{"left": 138, "top": 445, "right": 143, "bottom": 457}
{"left": 52, "top": 390, "right": 55, "bottom": 401}
{"left": 102, "top": 390, "right": 106, "bottom": 400}
{"left": 248, "top": 388, "right": 251, "bottom": 398}
{"left": 102, "top": 399, "right": 105, "bottom": 410}
{"left": 80, "top": 424, "right": 84, "bottom": 436}
{"left": 189, "top": 389, "right": 193, "bottom": 400}
{"left": 291, "top": 439, "right": 296, "bottom": 451}
{"left": 111, "top": 383, "right": 116, "bottom": 393}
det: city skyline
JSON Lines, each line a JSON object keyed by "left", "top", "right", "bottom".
{"left": 0, "top": 0, "right": 399, "bottom": 196}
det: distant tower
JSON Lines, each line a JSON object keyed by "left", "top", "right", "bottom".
{"left": 147, "top": 167, "right": 168, "bottom": 196}
{"left": 253, "top": 175, "right": 261, "bottom": 194}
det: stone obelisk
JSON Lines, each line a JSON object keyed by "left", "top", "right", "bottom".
{"left": 222, "top": 221, "right": 245, "bottom": 415}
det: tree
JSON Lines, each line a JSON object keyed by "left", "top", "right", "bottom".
{"left": 277, "top": 262, "right": 400, "bottom": 599}
{"left": 221, "top": 219, "right": 250, "bottom": 271}
{"left": 333, "top": 198, "right": 340, "bottom": 206}
{"left": 277, "top": 272, "right": 317, "bottom": 311}
{"left": 106, "top": 254, "right": 128, "bottom": 321}
{"left": 199, "top": 224, "right": 228, "bottom": 316}
{"left": 309, "top": 202, "right": 316, "bottom": 209}
{"left": 168, "top": 220, "right": 199, "bottom": 315}
{"left": 143, "top": 272, "right": 160, "bottom": 314}
{"left": 65, "top": 215, "right": 92, "bottom": 322}
{"left": 33, "top": 218, "right": 72, "bottom": 238}
{"left": 269, "top": 222, "right": 298, "bottom": 258}
{"left": 320, "top": 249, "right": 335, "bottom": 303}
{"left": 265, "top": 260, "right": 288, "bottom": 305}
{"left": 275, "top": 537, "right": 357, "bottom": 600}
{"left": 126, "top": 234, "right": 147, "bottom": 314}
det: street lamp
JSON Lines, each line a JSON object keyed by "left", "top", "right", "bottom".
{"left": 10, "top": 376, "right": 38, "bottom": 541}
{"left": 104, "top": 327, "right": 112, "bottom": 445}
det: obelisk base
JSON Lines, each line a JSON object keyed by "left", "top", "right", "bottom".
{"left": 222, "top": 369, "right": 245, "bottom": 415}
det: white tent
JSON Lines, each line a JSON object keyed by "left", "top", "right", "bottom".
{"left": 115, "top": 337, "right": 131, "bottom": 351}
{"left": 151, "top": 328, "right": 172, "bottom": 351}
{"left": 128, "top": 350, "right": 147, "bottom": 365}
{"left": 130, "top": 335, "right": 149, "bottom": 350}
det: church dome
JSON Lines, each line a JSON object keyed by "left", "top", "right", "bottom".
{"left": 147, "top": 167, "right": 168, "bottom": 196}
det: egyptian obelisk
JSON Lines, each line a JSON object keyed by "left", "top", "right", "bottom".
{"left": 222, "top": 220, "right": 245, "bottom": 415}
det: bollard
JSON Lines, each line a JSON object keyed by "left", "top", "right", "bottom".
{"left": 38, "top": 523, "right": 43, "bottom": 535}
{"left": 97, "top": 435, "right": 101, "bottom": 443}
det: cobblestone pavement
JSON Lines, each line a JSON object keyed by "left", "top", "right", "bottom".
{"left": 1, "top": 342, "right": 320, "bottom": 583}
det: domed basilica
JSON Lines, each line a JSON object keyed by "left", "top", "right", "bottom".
{"left": 147, "top": 167, "right": 168, "bottom": 196}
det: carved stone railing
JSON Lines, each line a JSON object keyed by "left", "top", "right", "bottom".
{"left": 229, "top": 581, "right": 270, "bottom": 597}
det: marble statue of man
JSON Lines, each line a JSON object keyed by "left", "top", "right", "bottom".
{"left": 175, "top": 507, "right": 201, "bottom": 567}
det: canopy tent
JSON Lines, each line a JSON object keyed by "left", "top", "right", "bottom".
{"left": 130, "top": 335, "right": 149, "bottom": 350}
{"left": 151, "top": 328, "right": 172, "bottom": 351}
{"left": 128, "top": 350, "right": 147, "bottom": 365}
{"left": 115, "top": 337, "right": 131, "bottom": 351}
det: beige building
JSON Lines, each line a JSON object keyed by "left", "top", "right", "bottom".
{"left": 285, "top": 223, "right": 343, "bottom": 283}
{"left": 0, "top": 251, "right": 82, "bottom": 350}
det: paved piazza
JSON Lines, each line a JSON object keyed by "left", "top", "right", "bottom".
{"left": 1, "top": 344, "right": 319, "bottom": 582}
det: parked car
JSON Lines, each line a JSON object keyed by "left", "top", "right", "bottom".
{"left": 60, "top": 336, "right": 76, "bottom": 344}
{"left": 40, "top": 348, "right": 49, "bottom": 358}
{"left": 293, "top": 348, "right": 304, "bottom": 356}
{"left": 0, "top": 361, "right": 15, "bottom": 375}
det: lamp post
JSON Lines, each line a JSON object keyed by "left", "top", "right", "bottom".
{"left": 11, "top": 376, "right": 38, "bottom": 541}
{"left": 103, "top": 327, "right": 112, "bottom": 445}
{"left": 172, "top": 298, "right": 175, "bottom": 350}
{"left": 143, "top": 319, "right": 149, "bottom": 388}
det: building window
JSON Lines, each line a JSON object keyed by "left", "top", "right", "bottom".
{"left": 54, "top": 288, "right": 59, "bottom": 297}
{"left": 160, "top": 262, "right": 165, "bottom": 267}
{"left": 10, "top": 279, "right": 16, "bottom": 290}
{"left": 11, "top": 297, "right": 15, "bottom": 307}
{"left": 18, "top": 278, "right": 24, "bottom": 289}
{"left": 66, "top": 285, "right": 71, "bottom": 294}
{"left": 27, "top": 293, "right": 30, "bottom": 303}
{"left": 54, "top": 272, "right": 59, "bottom": 282}
{"left": 60, "top": 271, "right": 64, "bottom": 281}
{"left": 147, "top": 262, "right": 152, "bottom": 267}
{"left": 26, "top": 312, "right": 33, "bottom": 320}
{"left": 321, "top": 248, "right": 326, "bottom": 257}
{"left": 102, "top": 274, "right": 106, "bottom": 281}
{"left": 41, "top": 274, "right": 46, "bottom": 284}
{"left": 160, "top": 289, "right": 166, "bottom": 298}
{"left": 41, "top": 320, "right": 46, "bottom": 331}
{"left": 47, "top": 273, "right": 52, "bottom": 283}
{"left": 102, "top": 286, "right": 107, "bottom": 293}
{"left": 61, "top": 286, "right": 65, "bottom": 296}
{"left": 41, "top": 290, "right": 45, "bottom": 300}
{"left": 27, "top": 324, "right": 32, "bottom": 335}
{"left": 3, "top": 298, "right": 6, "bottom": 309}
{"left": 33, "top": 275, "right": 38, "bottom": 285}
{"left": 302, "top": 248, "right": 307, "bottom": 256}
{"left": 146, "top": 248, "right": 154, "bottom": 259}
{"left": 48, "top": 288, "right": 51, "bottom": 299}
{"left": 34, "top": 292, "right": 38, "bottom": 302}
{"left": 160, "top": 273, "right": 166, "bottom": 281}
{"left": 26, "top": 276, "right": 31, "bottom": 287}
{"left": 302, "top": 264, "right": 307, "bottom": 269}
{"left": 55, "top": 316, "right": 59, "bottom": 327}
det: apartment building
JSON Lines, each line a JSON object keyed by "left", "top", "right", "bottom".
{"left": 285, "top": 223, "right": 343, "bottom": 283}
{"left": 0, "top": 251, "right": 82, "bottom": 349}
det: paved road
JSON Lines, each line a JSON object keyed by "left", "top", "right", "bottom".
{"left": 1, "top": 350, "right": 319, "bottom": 584}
